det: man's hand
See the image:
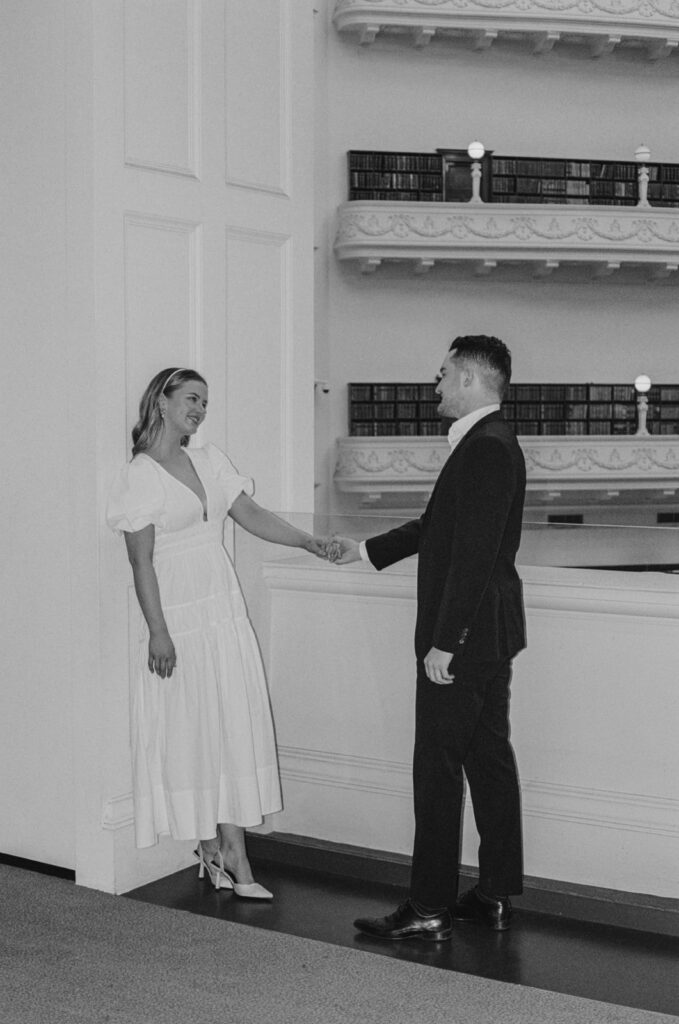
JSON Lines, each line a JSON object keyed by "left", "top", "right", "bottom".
{"left": 327, "top": 535, "right": 362, "bottom": 565}
{"left": 424, "top": 646, "right": 454, "bottom": 685}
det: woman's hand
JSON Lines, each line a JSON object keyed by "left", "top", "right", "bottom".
{"left": 301, "top": 535, "right": 332, "bottom": 559}
{"left": 148, "top": 630, "right": 177, "bottom": 678}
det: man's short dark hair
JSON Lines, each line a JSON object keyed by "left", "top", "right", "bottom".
{"left": 449, "top": 335, "right": 512, "bottom": 399}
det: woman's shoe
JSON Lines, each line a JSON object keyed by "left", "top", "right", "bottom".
{"left": 213, "top": 851, "right": 273, "bottom": 900}
{"left": 229, "top": 878, "right": 274, "bottom": 901}
{"left": 194, "top": 843, "right": 233, "bottom": 891}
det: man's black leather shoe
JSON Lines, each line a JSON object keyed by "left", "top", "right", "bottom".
{"left": 354, "top": 899, "right": 452, "bottom": 941}
{"left": 453, "top": 886, "right": 512, "bottom": 931}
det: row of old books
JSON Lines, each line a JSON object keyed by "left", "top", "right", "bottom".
{"left": 347, "top": 150, "right": 679, "bottom": 207}
{"left": 348, "top": 382, "right": 679, "bottom": 437}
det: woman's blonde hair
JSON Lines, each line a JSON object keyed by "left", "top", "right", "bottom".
{"left": 131, "top": 367, "right": 207, "bottom": 456}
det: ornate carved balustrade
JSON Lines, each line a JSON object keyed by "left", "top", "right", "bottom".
{"left": 335, "top": 435, "right": 679, "bottom": 506}
{"left": 333, "top": 0, "right": 679, "bottom": 59}
{"left": 334, "top": 201, "right": 679, "bottom": 279}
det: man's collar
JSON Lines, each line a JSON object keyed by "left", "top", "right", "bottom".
{"left": 447, "top": 404, "right": 501, "bottom": 450}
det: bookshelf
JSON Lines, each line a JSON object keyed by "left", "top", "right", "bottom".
{"left": 348, "top": 151, "right": 443, "bottom": 202}
{"left": 347, "top": 151, "right": 679, "bottom": 208}
{"left": 349, "top": 382, "right": 679, "bottom": 436}
{"left": 349, "top": 383, "right": 443, "bottom": 436}
{"left": 491, "top": 157, "right": 679, "bottom": 207}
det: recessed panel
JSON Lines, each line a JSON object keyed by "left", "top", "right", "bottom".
{"left": 124, "top": 0, "right": 200, "bottom": 176}
{"left": 124, "top": 214, "right": 201, "bottom": 441}
{"left": 224, "top": 0, "right": 289, "bottom": 194}
{"left": 225, "top": 227, "right": 290, "bottom": 508}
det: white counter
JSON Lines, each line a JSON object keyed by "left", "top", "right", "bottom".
{"left": 246, "top": 554, "right": 679, "bottom": 899}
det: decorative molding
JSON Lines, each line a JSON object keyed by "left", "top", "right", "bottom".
{"left": 335, "top": 202, "right": 679, "bottom": 278}
{"left": 523, "top": 563, "right": 679, "bottom": 618}
{"left": 101, "top": 793, "right": 135, "bottom": 831}
{"left": 523, "top": 436, "right": 679, "bottom": 480}
{"left": 263, "top": 553, "right": 417, "bottom": 599}
{"left": 224, "top": 0, "right": 292, "bottom": 197}
{"left": 225, "top": 226, "right": 293, "bottom": 510}
{"left": 261, "top": 552, "right": 679, "bottom": 619}
{"left": 523, "top": 779, "right": 679, "bottom": 838}
{"left": 333, "top": 0, "right": 679, "bottom": 58}
{"left": 123, "top": 213, "right": 203, "bottom": 441}
{"left": 279, "top": 745, "right": 411, "bottom": 798}
{"left": 335, "top": 435, "right": 679, "bottom": 505}
{"left": 278, "top": 745, "right": 679, "bottom": 838}
{"left": 123, "top": 0, "right": 202, "bottom": 178}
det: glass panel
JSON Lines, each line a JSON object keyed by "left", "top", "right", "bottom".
{"left": 519, "top": 519, "right": 679, "bottom": 573}
{"left": 232, "top": 511, "right": 679, "bottom": 580}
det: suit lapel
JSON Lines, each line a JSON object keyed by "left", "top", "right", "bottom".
{"left": 425, "top": 411, "right": 504, "bottom": 513}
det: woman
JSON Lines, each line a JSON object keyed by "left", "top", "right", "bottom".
{"left": 107, "top": 367, "right": 327, "bottom": 898}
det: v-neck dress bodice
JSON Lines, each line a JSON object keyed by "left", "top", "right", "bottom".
{"left": 106, "top": 443, "right": 282, "bottom": 848}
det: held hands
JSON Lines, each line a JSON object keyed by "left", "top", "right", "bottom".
{"left": 302, "top": 535, "right": 333, "bottom": 559}
{"left": 424, "top": 646, "right": 454, "bottom": 685}
{"left": 148, "top": 630, "right": 177, "bottom": 678}
{"left": 325, "top": 535, "right": 361, "bottom": 564}
{"left": 301, "top": 535, "right": 362, "bottom": 564}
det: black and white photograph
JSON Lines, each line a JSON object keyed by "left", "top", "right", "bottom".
{"left": 1, "top": 2, "right": 678, "bottom": 1021}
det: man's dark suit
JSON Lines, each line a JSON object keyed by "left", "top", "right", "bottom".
{"left": 365, "top": 411, "right": 526, "bottom": 907}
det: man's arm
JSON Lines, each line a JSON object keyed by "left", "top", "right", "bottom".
{"left": 331, "top": 518, "right": 423, "bottom": 568}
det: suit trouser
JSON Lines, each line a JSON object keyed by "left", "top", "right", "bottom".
{"left": 409, "top": 656, "right": 523, "bottom": 909}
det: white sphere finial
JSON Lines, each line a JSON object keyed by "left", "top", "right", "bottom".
{"left": 634, "top": 374, "right": 652, "bottom": 393}
{"left": 467, "top": 140, "right": 485, "bottom": 161}
{"left": 635, "top": 144, "right": 651, "bottom": 163}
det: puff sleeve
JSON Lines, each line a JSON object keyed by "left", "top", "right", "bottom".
{"left": 106, "top": 457, "right": 167, "bottom": 535}
{"left": 204, "top": 443, "right": 254, "bottom": 510}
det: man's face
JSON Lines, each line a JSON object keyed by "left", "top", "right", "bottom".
{"left": 435, "top": 352, "right": 467, "bottom": 420}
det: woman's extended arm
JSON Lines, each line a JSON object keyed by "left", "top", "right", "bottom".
{"left": 124, "top": 525, "right": 176, "bottom": 678}
{"left": 228, "top": 493, "right": 327, "bottom": 557}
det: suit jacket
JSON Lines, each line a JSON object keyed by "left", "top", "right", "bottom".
{"left": 365, "top": 412, "right": 526, "bottom": 664}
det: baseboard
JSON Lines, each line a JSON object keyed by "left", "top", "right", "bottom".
{"left": 0, "top": 852, "right": 75, "bottom": 882}
{"left": 247, "top": 831, "right": 679, "bottom": 938}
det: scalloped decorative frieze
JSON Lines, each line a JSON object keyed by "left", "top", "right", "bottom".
{"left": 522, "top": 436, "right": 679, "bottom": 478}
{"left": 336, "top": 437, "right": 450, "bottom": 488}
{"left": 335, "top": 201, "right": 679, "bottom": 278}
{"left": 333, "top": 0, "right": 679, "bottom": 57}
{"left": 335, "top": 435, "right": 679, "bottom": 503}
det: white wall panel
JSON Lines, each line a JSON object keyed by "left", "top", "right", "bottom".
{"left": 224, "top": 0, "right": 290, "bottom": 194}
{"left": 0, "top": 0, "right": 74, "bottom": 869}
{"left": 1, "top": 0, "right": 314, "bottom": 892}
{"left": 253, "top": 557, "right": 679, "bottom": 898}
{"left": 124, "top": 214, "right": 202, "bottom": 438}
{"left": 124, "top": 0, "right": 200, "bottom": 176}
{"left": 225, "top": 227, "right": 291, "bottom": 508}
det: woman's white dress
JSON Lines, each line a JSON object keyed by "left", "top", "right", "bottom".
{"left": 106, "top": 443, "right": 282, "bottom": 848}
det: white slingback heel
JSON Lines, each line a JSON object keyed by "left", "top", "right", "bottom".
{"left": 194, "top": 843, "right": 233, "bottom": 891}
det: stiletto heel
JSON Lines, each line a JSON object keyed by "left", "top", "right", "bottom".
{"left": 194, "top": 843, "right": 233, "bottom": 891}
{"left": 213, "top": 851, "right": 273, "bottom": 900}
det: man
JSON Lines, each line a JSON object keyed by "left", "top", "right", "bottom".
{"left": 333, "top": 335, "right": 526, "bottom": 940}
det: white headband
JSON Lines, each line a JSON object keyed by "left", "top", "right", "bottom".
{"left": 162, "top": 368, "right": 186, "bottom": 391}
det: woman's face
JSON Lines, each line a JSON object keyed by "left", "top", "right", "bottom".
{"left": 163, "top": 379, "right": 208, "bottom": 437}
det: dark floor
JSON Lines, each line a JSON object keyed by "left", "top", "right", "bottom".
{"left": 128, "top": 858, "right": 679, "bottom": 1017}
